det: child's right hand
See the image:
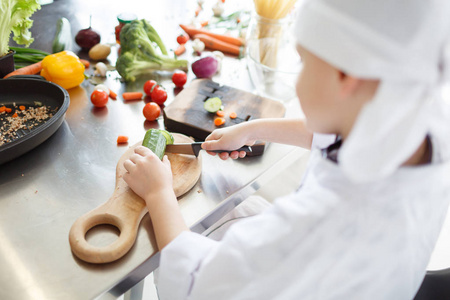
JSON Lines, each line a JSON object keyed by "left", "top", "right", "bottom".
{"left": 201, "top": 123, "right": 256, "bottom": 160}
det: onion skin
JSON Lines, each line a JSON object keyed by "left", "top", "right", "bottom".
{"left": 191, "top": 56, "right": 218, "bottom": 78}
{"left": 75, "top": 28, "right": 101, "bottom": 51}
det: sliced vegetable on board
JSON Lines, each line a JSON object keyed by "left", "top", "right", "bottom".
{"left": 204, "top": 96, "right": 222, "bottom": 113}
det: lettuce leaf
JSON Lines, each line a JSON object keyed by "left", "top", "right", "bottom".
{"left": 0, "top": 0, "right": 41, "bottom": 56}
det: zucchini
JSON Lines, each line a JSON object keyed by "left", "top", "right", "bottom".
{"left": 142, "top": 129, "right": 169, "bottom": 160}
{"left": 204, "top": 97, "right": 222, "bottom": 113}
{"left": 52, "top": 17, "right": 73, "bottom": 53}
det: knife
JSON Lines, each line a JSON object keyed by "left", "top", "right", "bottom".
{"left": 165, "top": 142, "right": 262, "bottom": 157}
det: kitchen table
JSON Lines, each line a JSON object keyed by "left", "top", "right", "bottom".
{"left": 0, "top": 0, "right": 309, "bottom": 299}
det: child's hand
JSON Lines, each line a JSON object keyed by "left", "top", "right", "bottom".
{"left": 123, "top": 146, "right": 173, "bottom": 200}
{"left": 202, "top": 124, "right": 256, "bottom": 160}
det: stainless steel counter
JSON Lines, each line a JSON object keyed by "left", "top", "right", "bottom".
{"left": 0, "top": 0, "right": 309, "bottom": 299}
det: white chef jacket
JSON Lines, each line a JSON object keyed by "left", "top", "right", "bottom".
{"left": 156, "top": 136, "right": 450, "bottom": 300}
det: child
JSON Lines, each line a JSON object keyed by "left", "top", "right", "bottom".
{"left": 123, "top": 0, "right": 450, "bottom": 298}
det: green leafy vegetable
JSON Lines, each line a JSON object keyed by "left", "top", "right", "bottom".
{"left": 116, "top": 19, "right": 188, "bottom": 82}
{"left": 0, "top": 0, "right": 41, "bottom": 57}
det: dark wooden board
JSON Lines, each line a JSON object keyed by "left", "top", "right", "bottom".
{"left": 163, "top": 79, "right": 286, "bottom": 155}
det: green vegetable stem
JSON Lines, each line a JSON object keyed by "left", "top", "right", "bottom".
{"left": 116, "top": 19, "right": 188, "bottom": 82}
{"left": 0, "top": 0, "right": 41, "bottom": 57}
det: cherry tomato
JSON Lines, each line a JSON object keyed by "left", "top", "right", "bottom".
{"left": 151, "top": 85, "right": 168, "bottom": 105}
{"left": 176, "top": 34, "right": 189, "bottom": 45}
{"left": 172, "top": 71, "right": 187, "bottom": 88}
{"left": 90, "top": 90, "right": 109, "bottom": 107}
{"left": 143, "top": 79, "right": 157, "bottom": 96}
{"left": 143, "top": 102, "right": 161, "bottom": 121}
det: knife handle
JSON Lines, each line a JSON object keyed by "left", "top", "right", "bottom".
{"left": 208, "top": 142, "right": 265, "bottom": 157}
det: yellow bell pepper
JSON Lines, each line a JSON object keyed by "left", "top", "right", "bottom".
{"left": 40, "top": 51, "right": 85, "bottom": 90}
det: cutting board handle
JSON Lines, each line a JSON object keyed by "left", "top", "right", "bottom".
{"left": 68, "top": 188, "right": 147, "bottom": 264}
{"left": 69, "top": 135, "right": 202, "bottom": 264}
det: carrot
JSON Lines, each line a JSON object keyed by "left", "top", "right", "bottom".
{"left": 12, "top": 113, "right": 18, "bottom": 118}
{"left": 193, "top": 34, "right": 241, "bottom": 56}
{"left": 0, "top": 106, "right": 6, "bottom": 113}
{"left": 201, "top": 20, "right": 209, "bottom": 27}
{"left": 180, "top": 24, "right": 243, "bottom": 46}
{"left": 229, "top": 112, "right": 237, "bottom": 119}
{"left": 122, "top": 92, "right": 143, "bottom": 101}
{"left": 195, "top": 5, "right": 202, "bottom": 17}
{"left": 109, "top": 90, "right": 117, "bottom": 100}
{"left": 19, "top": 105, "right": 26, "bottom": 111}
{"left": 214, "top": 117, "right": 225, "bottom": 126}
{"left": 117, "top": 135, "right": 129, "bottom": 144}
{"left": 3, "top": 61, "right": 42, "bottom": 79}
{"left": 80, "top": 59, "right": 90, "bottom": 68}
{"left": 174, "top": 44, "right": 186, "bottom": 56}
{"left": 216, "top": 110, "right": 225, "bottom": 117}
{"left": 5, "top": 108, "right": 12, "bottom": 113}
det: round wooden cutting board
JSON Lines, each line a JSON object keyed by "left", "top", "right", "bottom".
{"left": 69, "top": 133, "right": 201, "bottom": 264}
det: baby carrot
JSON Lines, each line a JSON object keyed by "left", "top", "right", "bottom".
{"left": 80, "top": 59, "right": 90, "bottom": 68}
{"left": 4, "top": 61, "right": 42, "bottom": 79}
{"left": 174, "top": 44, "right": 186, "bottom": 56}
{"left": 216, "top": 110, "right": 225, "bottom": 117}
{"left": 214, "top": 117, "right": 225, "bottom": 126}
{"left": 180, "top": 24, "right": 243, "bottom": 46}
{"left": 109, "top": 90, "right": 117, "bottom": 100}
{"left": 229, "top": 112, "right": 237, "bottom": 119}
{"left": 117, "top": 135, "right": 129, "bottom": 144}
{"left": 193, "top": 34, "right": 241, "bottom": 56}
{"left": 122, "top": 92, "right": 143, "bottom": 101}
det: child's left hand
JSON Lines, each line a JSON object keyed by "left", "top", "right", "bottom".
{"left": 123, "top": 146, "right": 173, "bottom": 201}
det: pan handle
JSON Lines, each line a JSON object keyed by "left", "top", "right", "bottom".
{"left": 6, "top": 74, "right": 46, "bottom": 80}
{"left": 68, "top": 195, "right": 147, "bottom": 264}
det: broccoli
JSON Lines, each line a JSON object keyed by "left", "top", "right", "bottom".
{"left": 116, "top": 51, "right": 187, "bottom": 82}
{"left": 116, "top": 19, "right": 187, "bottom": 81}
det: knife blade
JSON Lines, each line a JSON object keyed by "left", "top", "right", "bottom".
{"left": 165, "top": 142, "right": 254, "bottom": 157}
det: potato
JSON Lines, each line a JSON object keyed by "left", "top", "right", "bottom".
{"left": 88, "top": 44, "right": 111, "bottom": 60}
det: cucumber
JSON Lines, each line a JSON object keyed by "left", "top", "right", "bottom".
{"left": 52, "top": 17, "right": 73, "bottom": 53}
{"left": 204, "top": 97, "right": 222, "bottom": 113}
{"left": 159, "top": 129, "right": 174, "bottom": 145}
{"left": 142, "top": 129, "right": 169, "bottom": 160}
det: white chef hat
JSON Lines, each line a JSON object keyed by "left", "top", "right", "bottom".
{"left": 294, "top": 0, "right": 450, "bottom": 182}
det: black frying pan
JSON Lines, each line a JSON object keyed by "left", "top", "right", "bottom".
{"left": 0, "top": 76, "right": 70, "bottom": 165}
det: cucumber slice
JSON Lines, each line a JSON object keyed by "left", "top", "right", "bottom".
{"left": 159, "top": 129, "right": 174, "bottom": 145}
{"left": 142, "top": 129, "right": 168, "bottom": 160}
{"left": 204, "top": 97, "right": 222, "bottom": 113}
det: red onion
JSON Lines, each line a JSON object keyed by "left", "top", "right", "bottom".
{"left": 191, "top": 56, "right": 218, "bottom": 78}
